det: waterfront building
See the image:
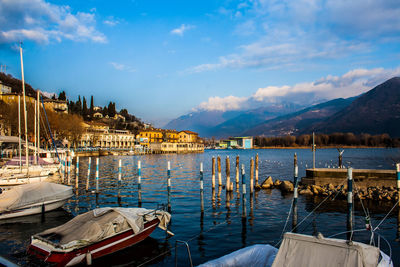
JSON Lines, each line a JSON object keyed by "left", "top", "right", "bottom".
{"left": 178, "top": 130, "right": 198, "bottom": 143}
{"left": 42, "top": 99, "right": 68, "bottom": 114}
{"left": 0, "top": 81, "right": 12, "bottom": 94}
{"left": 217, "top": 137, "right": 253, "bottom": 149}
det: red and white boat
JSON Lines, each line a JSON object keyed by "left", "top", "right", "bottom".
{"left": 28, "top": 207, "right": 171, "bottom": 266}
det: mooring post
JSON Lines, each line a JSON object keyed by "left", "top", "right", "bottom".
{"left": 347, "top": 167, "right": 353, "bottom": 241}
{"left": 118, "top": 159, "right": 122, "bottom": 183}
{"left": 67, "top": 154, "right": 71, "bottom": 185}
{"left": 167, "top": 161, "right": 171, "bottom": 212}
{"left": 200, "top": 162, "right": 204, "bottom": 213}
{"left": 312, "top": 132, "right": 316, "bottom": 169}
{"left": 217, "top": 156, "right": 222, "bottom": 187}
{"left": 95, "top": 158, "right": 99, "bottom": 193}
{"left": 397, "top": 163, "right": 400, "bottom": 240}
{"left": 236, "top": 155, "right": 239, "bottom": 192}
{"left": 241, "top": 164, "right": 247, "bottom": 218}
{"left": 75, "top": 156, "right": 79, "bottom": 189}
{"left": 212, "top": 157, "right": 216, "bottom": 189}
{"left": 250, "top": 157, "right": 254, "bottom": 194}
{"left": 138, "top": 160, "right": 142, "bottom": 207}
{"left": 292, "top": 153, "right": 299, "bottom": 231}
{"left": 86, "top": 157, "right": 91, "bottom": 191}
{"left": 255, "top": 153, "right": 259, "bottom": 188}
{"left": 226, "top": 156, "right": 231, "bottom": 191}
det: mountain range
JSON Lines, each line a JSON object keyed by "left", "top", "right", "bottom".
{"left": 165, "top": 77, "right": 400, "bottom": 138}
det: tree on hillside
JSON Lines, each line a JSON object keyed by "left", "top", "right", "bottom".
{"left": 108, "top": 102, "right": 116, "bottom": 117}
{"left": 58, "top": 91, "right": 66, "bottom": 101}
{"left": 90, "top": 95, "right": 94, "bottom": 118}
{"left": 82, "top": 96, "right": 88, "bottom": 118}
{"left": 102, "top": 106, "right": 108, "bottom": 117}
{"left": 76, "top": 95, "right": 82, "bottom": 115}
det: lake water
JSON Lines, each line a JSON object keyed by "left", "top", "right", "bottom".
{"left": 1, "top": 148, "right": 400, "bottom": 266}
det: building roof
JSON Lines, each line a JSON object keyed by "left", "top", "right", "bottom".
{"left": 179, "top": 130, "right": 198, "bottom": 135}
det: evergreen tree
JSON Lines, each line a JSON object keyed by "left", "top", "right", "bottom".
{"left": 108, "top": 102, "right": 116, "bottom": 117}
{"left": 58, "top": 91, "right": 66, "bottom": 100}
{"left": 102, "top": 106, "right": 108, "bottom": 117}
{"left": 82, "top": 96, "right": 88, "bottom": 119}
{"left": 76, "top": 95, "right": 82, "bottom": 115}
{"left": 90, "top": 95, "right": 94, "bottom": 118}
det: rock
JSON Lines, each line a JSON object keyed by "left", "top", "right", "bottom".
{"left": 299, "top": 188, "right": 313, "bottom": 195}
{"left": 274, "top": 179, "right": 282, "bottom": 187}
{"left": 328, "top": 183, "right": 335, "bottom": 191}
{"left": 311, "top": 185, "right": 324, "bottom": 195}
{"left": 261, "top": 176, "right": 274, "bottom": 189}
{"left": 280, "top": 181, "right": 294, "bottom": 193}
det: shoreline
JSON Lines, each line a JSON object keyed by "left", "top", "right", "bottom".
{"left": 253, "top": 145, "right": 391, "bottom": 149}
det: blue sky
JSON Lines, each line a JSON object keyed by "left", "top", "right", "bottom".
{"left": 0, "top": 0, "right": 400, "bottom": 126}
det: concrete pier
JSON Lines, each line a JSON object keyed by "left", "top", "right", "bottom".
{"left": 302, "top": 168, "right": 397, "bottom": 189}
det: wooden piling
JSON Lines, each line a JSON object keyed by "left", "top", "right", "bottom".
{"left": 292, "top": 153, "right": 299, "bottom": 231}
{"left": 226, "top": 156, "right": 231, "bottom": 191}
{"left": 212, "top": 157, "right": 216, "bottom": 189}
{"left": 217, "top": 156, "right": 222, "bottom": 186}
{"left": 95, "top": 158, "right": 99, "bottom": 193}
{"left": 86, "top": 157, "right": 91, "bottom": 191}
{"left": 347, "top": 168, "right": 353, "bottom": 241}
{"left": 75, "top": 156, "right": 79, "bottom": 189}
{"left": 255, "top": 153, "right": 259, "bottom": 188}
{"left": 118, "top": 159, "right": 122, "bottom": 182}
{"left": 235, "top": 155, "right": 239, "bottom": 192}
{"left": 67, "top": 155, "right": 71, "bottom": 185}
{"left": 250, "top": 158, "right": 254, "bottom": 194}
{"left": 200, "top": 162, "right": 204, "bottom": 213}
{"left": 167, "top": 161, "right": 171, "bottom": 212}
{"left": 138, "top": 160, "right": 142, "bottom": 206}
{"left": 241, "top": 164, "right": 247, "bottom": 218}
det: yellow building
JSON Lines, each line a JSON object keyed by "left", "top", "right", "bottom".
{"left": 0, "top": 93, "right": 36, "bottom": 105}
{"left": 164, "top": 129, "right": 179, "bottom": 143}
{"left": 178, "top": 130, "right": 198, "bottom": 143}
{"left": 137, "top": 128, "right": 163, "bottom": 145}
{"left": 43, "top": 99, "right": 68, "bottom": 113}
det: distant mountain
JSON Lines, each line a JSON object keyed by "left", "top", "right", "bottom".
{"left": 243, "top": 97, "right": 355, "bottom": 136}
{"left": 209, "top": 103, "right": 303, "bottom": 138}
{"left": 312, "top": 77, "right": 400, "bottom": 137}
{"left": 164, "top": 110, "right": 243, "bottom": 136}
{"left": 165, "top": 103, "right": 304, "bottom": 138}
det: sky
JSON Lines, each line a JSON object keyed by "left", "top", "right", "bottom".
{"left": 0, "top": 0, "right": 400, "bottom": 126}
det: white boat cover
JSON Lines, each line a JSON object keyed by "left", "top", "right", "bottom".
{"left": 36, "top": 207, "right": 171, "bottom": 250}
{"left": 198, "top": 244, "right": 278, "bottom": 267}
{"left": 271, "top": 232, "right": 380, "bottom": 267}
{"left": 0, "top": 182, "right": 72, "bottom": 212}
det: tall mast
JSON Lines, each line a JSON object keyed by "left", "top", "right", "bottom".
{"left": 18, "top": 95, "right": 22, "bottom": 171}
{"left": 20, "top": 43, "right": 29, "bottom": 169}
{"left": 34, "top": 98, "right": 37, "bottom": 164}
{"left": 37, "top": 90, "right": 40, "bottom": 159}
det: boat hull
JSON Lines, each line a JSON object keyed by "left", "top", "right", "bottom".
{"left": 0, "top": 175, "right": 48, "bottom": 189}
{"left": 0, "top": 197, "right": 69, "bottom": 220}
{"left": 28, "top": 218, "right": 160, "bottom": 266}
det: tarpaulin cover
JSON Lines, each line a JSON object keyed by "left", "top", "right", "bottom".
{"left": 198, "top": 244, "right": 278, "bottom": 267}
{"left": 0, "top": 182, "right": 72, "bottom": 212}
{"left": 5, "top": 156, "right": 53, "bottom": 166}
{"left": 271, "top": 232, "right": 380, "bottom": 267}
{"left": 36, "top": 207, "right": 171, "bottom": 250}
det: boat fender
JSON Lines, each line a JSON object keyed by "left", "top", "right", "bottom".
{"left": 86, "top": 252, "right": 92, "bottom": 265}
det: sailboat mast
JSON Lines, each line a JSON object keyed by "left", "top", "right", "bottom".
{"left": 20, "top": 44, "right": 29, "bottom": 168}
{"left": 37, "top": 90, "right": 40, "bottom": 159}
{"left": 34, "top": 98, "right": 37, "bottom": 164}
{"left": 18, "top": 95, "right": 22, "bottom": 170}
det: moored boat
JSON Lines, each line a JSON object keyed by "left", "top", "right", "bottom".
{"left": 0, "top": 182, "right": 73, "bottom": 219}
{"left": 28, "top": 207, "right": 171, "bottom": 266}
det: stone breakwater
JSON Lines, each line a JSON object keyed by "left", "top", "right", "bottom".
{"left": 259, "top": 176, "right": 399, "bottom": 202}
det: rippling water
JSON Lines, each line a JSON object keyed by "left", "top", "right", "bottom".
{"left": 1, "top": 148, "right": 400, "bottom": 266}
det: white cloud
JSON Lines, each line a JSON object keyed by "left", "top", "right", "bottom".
{"left": 103, "top": 16, "right": 119, "bottom": 27}
{"left": 195, "top": 67, "right": 400, "bottom": 111}
{"left": 110, "top": 62, "right": 136, "bottom": 73}
{"left": 196, "top": 95, "right": 247, "bottom": 112}
{"left": 0, "top": 0, "right": 106, "bottom": 44}
{"left": 170, "top": 24, "right": 194, "bottom": 36}
{"left": 188, "top": 0, "right": 399, "bottom": 73}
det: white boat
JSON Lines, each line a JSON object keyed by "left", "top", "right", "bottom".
{"left": 200, "top": 231, "right": 393, "bottom": 267}
{"left": 0, "top": 182, "right": 73, "bottom": 219}
{"left": 0, "top": 173, "right": 49, "bottom": 190}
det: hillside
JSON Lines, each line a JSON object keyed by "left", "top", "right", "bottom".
{"left": 244, "top": 97, "right": 355, "bottom": 136}
{"left": 312, "top": 77, "right": 400, "bottom": 137}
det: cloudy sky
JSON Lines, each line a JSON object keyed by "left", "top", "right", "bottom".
{"left": 0, "top": 0, "right": 399, "bottom": 125}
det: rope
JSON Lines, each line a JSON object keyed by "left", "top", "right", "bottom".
{"left": 273, "top": 177, "right": 348, "bottom": 247}
{"left": 373, "top": 198, "right": 400, "bottom": 231}
{"left": 278, "top": 197, "right": 293, "bottom": 241}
